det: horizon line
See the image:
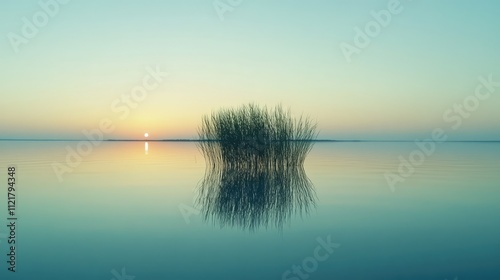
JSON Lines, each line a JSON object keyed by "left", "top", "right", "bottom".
{"left": 0, "top": 139, "right": 499, "bottom": 143}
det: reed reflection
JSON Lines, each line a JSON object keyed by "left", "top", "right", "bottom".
{"left": 196, "top": 162, "right": 316, "bottom": 231}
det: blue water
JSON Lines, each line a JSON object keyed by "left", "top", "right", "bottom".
{"left": 0, "top": 141, "right": 499, "bottom": 279}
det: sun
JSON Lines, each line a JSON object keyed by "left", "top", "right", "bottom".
{"left": 144, "top": 132, "right": 149, "bottom": 138}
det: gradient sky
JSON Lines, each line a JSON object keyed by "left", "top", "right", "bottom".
{"left": 1, "top": 0, "right": 499, "bottom": 140}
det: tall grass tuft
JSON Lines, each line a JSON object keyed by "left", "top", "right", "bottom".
{"left": 197, "top": 104, "right": 318, "bottom": 167}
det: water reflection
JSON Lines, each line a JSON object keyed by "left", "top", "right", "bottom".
{"left": 145, "top": 142, "right": 149, "bottom": 155}
{"left": 196, "top": 163, "right": 316, "bottom": 231}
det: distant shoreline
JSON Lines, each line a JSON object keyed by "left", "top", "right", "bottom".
{"left": 0, "top": 139, "right": 499, "bottom": 143}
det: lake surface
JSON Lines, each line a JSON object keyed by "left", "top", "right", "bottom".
{"left": 0, "top": 141, "right": 499, "bottom": 280}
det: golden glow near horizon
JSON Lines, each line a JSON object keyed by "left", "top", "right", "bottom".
{"left": 144, "top": 133, "right": 149, "bottom": 138}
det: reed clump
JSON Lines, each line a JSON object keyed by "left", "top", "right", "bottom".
{"left": 197, "top": 104, "right": 317, "bottom": 167}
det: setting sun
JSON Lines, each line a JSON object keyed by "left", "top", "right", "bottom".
{"left": 144, "top": 133, "right": 149, "bottom": 138}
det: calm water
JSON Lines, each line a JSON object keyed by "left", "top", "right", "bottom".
{"left": 0, "top": 141, "right": 499, "bottom": 280}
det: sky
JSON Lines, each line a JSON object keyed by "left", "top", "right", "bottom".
{"left": 0, "top": 0, "right": 499, "bottom": 140}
